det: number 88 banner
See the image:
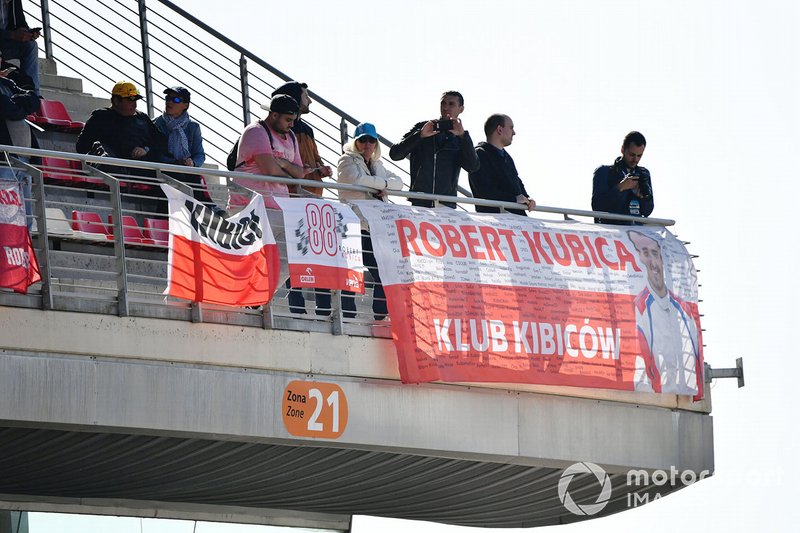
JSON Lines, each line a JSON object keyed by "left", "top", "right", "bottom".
{"left": 275, "top": 198, "right": 365, "bottom": 293}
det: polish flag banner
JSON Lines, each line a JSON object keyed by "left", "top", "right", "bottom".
{"left": 274, "top": 198, "right": 364, "bottom": 293}
{"left": 162, "top": 185, "right": 279, "bottom": 307}
{"left": 0, "top": 181, "right": 40, "bottom": 293}
{"left": 354, "top": 201, "right": 704, "bottom": 398}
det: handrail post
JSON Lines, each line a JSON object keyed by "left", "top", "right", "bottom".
{"left": 109, "top": 177, "right": 130, "bottom": 317}
{"left": 339, "top": 118, "right": 348, "bottom": 150}
{"left": 138, "top": 0, "right": 155, "bottom": 117}
{"left": 239, "top": 54, "right": 251, "bottom": 126}
{"left": 331, "top": 290, "right": 343, "bottom": 335}
{"left": 85, "top": 164, "right": 130, "bottom": 317}
{"left": 40, "top": 0, "right": 53, "bottom": 59}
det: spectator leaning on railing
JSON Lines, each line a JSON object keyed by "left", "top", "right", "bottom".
{"left": 337, "top": 122, "right": 403, "bottom": 321}
{"left": 228, "top": 94, "right": 314, "bottom": 295}
{"left": 468, "top": 114, "right": 535, "bottom": 216}
{"left": 271, "top": 81, "right": 334, "bottom": 316}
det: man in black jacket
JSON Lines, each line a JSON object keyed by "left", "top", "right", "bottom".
{"left": 389, "top": 91, "right": 479, "bottom": 208}
{"left": 468, "top": 114, "right": 534, "bottom": 216}
{"left": 76, "top": 81, "right": 166, "bottom": 165}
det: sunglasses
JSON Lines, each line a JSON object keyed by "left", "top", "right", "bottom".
{"left": 358, "top": 136, "right": 377, "bottom": 144}
{"left": 165, "top": 96, "right": 187, "bottom": 104}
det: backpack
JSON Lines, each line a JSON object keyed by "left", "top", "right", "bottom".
{"left": 226, "top": 120, "right": 297, "bottom": 171}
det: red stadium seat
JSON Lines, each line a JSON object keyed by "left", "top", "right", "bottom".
{"left": 27, "top": 99, "right": 84, "bottom": 132}
{"left": 108, "top": 215, "right": 154, "bottom": 245}
{"left": 71, "top": 210, "right": 112, "bottom": 241}
{"left": 143, "top": 218, "right": 169, "bottom": 247}
{"left": 41, "top": 157, "right": 80, "bottom": 185}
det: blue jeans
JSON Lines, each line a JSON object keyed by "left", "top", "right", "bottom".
{"left": 0, "top": 38, "right": 40, "bottom": 93}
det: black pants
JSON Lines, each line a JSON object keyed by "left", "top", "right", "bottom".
{"left": 342, "top": 231, "right": 387, "bottom": 319}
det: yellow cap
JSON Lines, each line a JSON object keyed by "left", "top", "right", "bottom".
{"left": 111, "top": 81, "right": 143, "bottom": 99}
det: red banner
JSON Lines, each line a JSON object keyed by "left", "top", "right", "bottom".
{"left": 355, "top": 202, "right": 704, "bottom": 397}
{"left": 0, "top": 181, "right": 40, "bottom": 293}
{"left": 162, "top": 185, "right": 279, "bottom": 307}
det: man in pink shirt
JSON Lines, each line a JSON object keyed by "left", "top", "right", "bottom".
{"left": 230, "top": 94, "right": 310, "bottom": 303}
{"left": 230, "top": 94, "right": 306, "bottom": 209}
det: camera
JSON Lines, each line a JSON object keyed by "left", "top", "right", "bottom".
{"left": 433, "top": 119, "right": 454, "bottom": 132}
{"left": 633, "top": 169, "right": 652, "bottom": 199}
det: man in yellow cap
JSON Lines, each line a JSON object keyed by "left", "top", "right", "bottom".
{"left": 76, "top": 81, "right": 166, "bottom": 165}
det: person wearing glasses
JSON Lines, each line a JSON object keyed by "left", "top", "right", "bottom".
{"left": 76, "top": 81, "right": 166, "bottom": 165}
{"left": 337, "top": 122, "right": 403, "bottom": 320}
{"left": 155, "top": 86, "right": 211, "bottom": 204}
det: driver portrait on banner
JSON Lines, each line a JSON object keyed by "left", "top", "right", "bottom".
{"left": 628, "top": 230, "right": 702, "bottom": 396}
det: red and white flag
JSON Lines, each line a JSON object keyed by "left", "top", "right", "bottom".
{"left": 275, "top": 198, "right": 364, "bottom": 293}
{"left": 354, "top": 201, "right": 704, "bottom": 398}
{"left": 162, "top": 185, "right": 279, "bottom": 307}
{"left": 0, "top": 181, "right": 40, "bottom": 293}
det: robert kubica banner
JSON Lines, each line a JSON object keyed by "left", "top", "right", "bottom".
{"left": 353, "top": 202, "right": 704, "bottom": 398}
{"left": 275, "top": 198, "right": 364, "bottom": 293}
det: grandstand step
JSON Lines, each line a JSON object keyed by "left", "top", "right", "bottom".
{"left": 41, "top": 72, "right": 84, "bottom": 93}
{"left": 38, "top": 57, "right": 57, "bottom": 77}
{"left": 38, "top": 88, "right": 109, "bottom": 124}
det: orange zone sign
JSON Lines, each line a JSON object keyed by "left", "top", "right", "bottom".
{"left": 282, "top": 381, "right": 348, "bottom": 439}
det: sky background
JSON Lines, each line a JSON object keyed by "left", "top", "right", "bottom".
{"left": 28, "top": 0, "right": 800, "bottom": 531}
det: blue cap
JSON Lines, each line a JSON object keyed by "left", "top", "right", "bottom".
{"left": 354, "top": 122, "right": 379, "bottom": 141}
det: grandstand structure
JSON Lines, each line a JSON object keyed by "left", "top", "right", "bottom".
{"left": 0, "top": 1, "right": 715, "bottom": 531}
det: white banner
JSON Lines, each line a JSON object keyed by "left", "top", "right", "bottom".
{"left": 275, "top": 198, "right": 365, "bottom": 293}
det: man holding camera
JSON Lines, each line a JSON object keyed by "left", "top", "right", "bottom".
{"left": 389, "top": 90, "right": 479, "bottom": 208}
{"left": 591, "top": 131, "right": 653, "bottom": 225}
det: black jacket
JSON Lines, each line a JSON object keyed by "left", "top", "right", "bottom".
{"left": 468, "top": 142, "right": 529, "bottom": 216}
{"left": 0, "top": 76, "right": 39, "bottom": 146}
{"left": 591, "top": 157, "right": 654, "bottom": 224}
{"left": 0, "top": 0, "right": 30, "bottom": 39}
{"left": 389, "top": 121, "right": 479, "bottom": 207}
{"left": 76, "top": 108, "right": 166, "bottom": 162}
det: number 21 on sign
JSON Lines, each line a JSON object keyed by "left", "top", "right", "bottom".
{"left": 282, "top": 381, "right": 348, "bottom": 439}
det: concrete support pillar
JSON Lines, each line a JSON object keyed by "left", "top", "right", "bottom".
{"left": 0, "top": 512, "right": 28, "bottom": 533}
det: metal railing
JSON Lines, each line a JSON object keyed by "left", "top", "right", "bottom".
{"left": 25, "top": 0, "right": 417, "bottom": 194}
{"left": 0, "top": 145, "right": 675, "bottom": 339}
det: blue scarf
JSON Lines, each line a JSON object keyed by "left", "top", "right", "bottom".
{"left": 161, "top": 112, "right": 191, "bottom": 162}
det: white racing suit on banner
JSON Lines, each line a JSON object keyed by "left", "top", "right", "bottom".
{"left": 633, "top": 283, "right": 701, "bottom": 395}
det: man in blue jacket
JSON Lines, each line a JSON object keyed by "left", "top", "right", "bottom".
{"left": 591, "top": 131, "right": 653, "bottom": 225}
